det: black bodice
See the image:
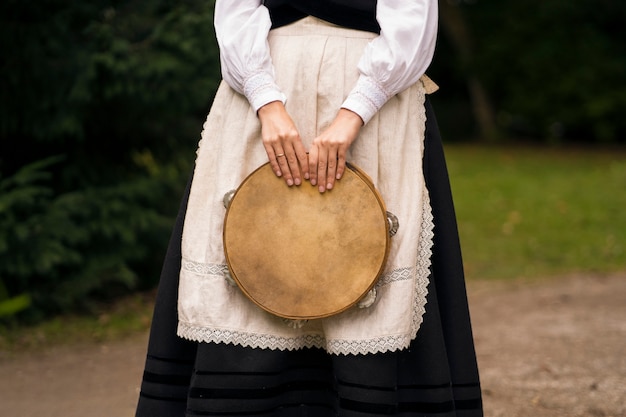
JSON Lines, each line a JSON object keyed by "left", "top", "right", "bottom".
{"left": 263, "top": 0, "right": 380, "bottom": 34}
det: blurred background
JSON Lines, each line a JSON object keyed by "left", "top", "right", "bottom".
{"left": 1, "top": 0, "right": 625, "bottom": 329}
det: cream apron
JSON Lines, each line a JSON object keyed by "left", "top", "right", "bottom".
{"left": 177, "top": 17, "right": 435, "bottom": 355}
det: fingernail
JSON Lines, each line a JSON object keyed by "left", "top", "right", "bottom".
{"left": 336, "top": 173, "right": 341, "bottom": 180}
{"left": 294, "top": 178, "right": 301, "bottom": 185}
{"left": 304, "top": 173, "right": 310, "bottom": 180}
{"left": 287, "top": 179, "right": 294, "bottom": 186}
{"left": 326, "top": 183, "right": 333, "bottom": 190}
{"left": 318, "top": 185, "right": 325, "bottom": 193}
{"left": 311, "top": 179, "right": 317, "bottom": 185}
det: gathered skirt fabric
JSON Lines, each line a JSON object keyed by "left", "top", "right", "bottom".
{"left": 135, "top": 97, "right": 483, "bottom": 416}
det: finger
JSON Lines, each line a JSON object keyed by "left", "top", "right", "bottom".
{"left": 282, "top": 146, "right": 303, "bottom": 186}
{"left": 336, "top": 147, "right": 348, "bottom": 180}
{"left": 293, "top": 141, "right": 309, "bottom": 181}
{"left": 325, "top": 146, "right": 338, "bottom": 190}
{"left": 263, "top": 143, "right": 283, "bottom": 177}
{"left": 316, "top": 149, "right": 328, "bottom": 193}
{"left": 275, "top": 149, "right": 294, "bottom": 186}
{"left": 308, "top": 146, "right": 319, "bottom": 187}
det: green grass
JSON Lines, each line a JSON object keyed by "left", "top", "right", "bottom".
{"left": 445, "top": 144, "right": 626, "bottom": 280}
{"left": 0, "top": 292, "right": 155, "bottom": 354}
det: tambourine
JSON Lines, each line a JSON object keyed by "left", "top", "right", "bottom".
{"left": 223, "top": 162, "right": 398, "bottom": 320}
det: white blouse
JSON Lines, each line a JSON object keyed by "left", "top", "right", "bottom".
{"left": 214, "top": 0, "right": 438, "bottom": 124}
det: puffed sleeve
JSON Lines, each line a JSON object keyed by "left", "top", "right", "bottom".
{"left": 341, "top": 0, "right": 438, "bottom": 124}
{"left": 214, "top": 0, "right": 286, "bottom": 112}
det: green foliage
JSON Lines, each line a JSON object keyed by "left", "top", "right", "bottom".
{"left": 1, "top": 0, "right": 219, "bottom": 151}
{"left": 0, "top": 0, "right": 220, "bottom": 320}
{"left": 0, "top": 158, "right": 175, "bottom": 320}
{"left": 0, "top": 281, "right": 31, "bottom": 318}
{"left": 461, "top": 0, "right": 626, "bottom": 142}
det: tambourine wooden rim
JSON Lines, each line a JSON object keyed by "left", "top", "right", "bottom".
{"left": 223, "top": 162, "right": 390, "bottom": 320}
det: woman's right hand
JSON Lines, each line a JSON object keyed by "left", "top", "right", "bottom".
{"left": 257, "top": 101, "right": 309, "bottom": 186}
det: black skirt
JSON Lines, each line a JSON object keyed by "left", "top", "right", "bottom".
{"left": 136, "top": 99, "right": 483, "bottom": 417}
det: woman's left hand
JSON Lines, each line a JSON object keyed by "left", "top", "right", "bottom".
{"left": 308, "top": 109, "right": 363, "bottom": 193}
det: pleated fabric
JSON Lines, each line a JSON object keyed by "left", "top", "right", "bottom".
{"left": 136, "top": 99, "right": 483, "bottom": 416}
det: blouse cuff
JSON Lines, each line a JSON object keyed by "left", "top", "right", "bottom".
{"left": 340, "top": 76, "right": 391, "bottom": 125}
{"left": 243, "top": 71, "right": 287, "bottom": 112}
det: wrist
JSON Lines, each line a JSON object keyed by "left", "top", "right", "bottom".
{"left": 257, "top": 100, "right": 285, "bottom": 121}
{"left": 337, "top": 108, "right": 364, "bottom": 128}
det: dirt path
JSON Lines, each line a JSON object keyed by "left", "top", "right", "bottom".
{"left": 1, "top": 273, "right": 625, "bottom": 417}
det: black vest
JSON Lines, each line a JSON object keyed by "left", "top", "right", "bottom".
{"left": 263, "top": 0, "right": 380, "bottom": 34}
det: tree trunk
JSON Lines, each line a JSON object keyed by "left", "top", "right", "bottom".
{"left": 439, "top": 0, "right": 499, "bottom": 140}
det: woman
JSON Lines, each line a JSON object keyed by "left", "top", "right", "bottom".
{"left": 136, "top": 1, "right": 483, "bottom": 416}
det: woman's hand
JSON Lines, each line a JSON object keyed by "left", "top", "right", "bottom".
{"left": 308, "top": 108, "right": 363, "bottom": 193}
{"left": 258, "top": 101, "right": 309, "bottom": 186}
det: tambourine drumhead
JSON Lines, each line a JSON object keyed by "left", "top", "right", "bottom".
{"left": 223, "top": 162, "right": 390, "bottom": 320}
